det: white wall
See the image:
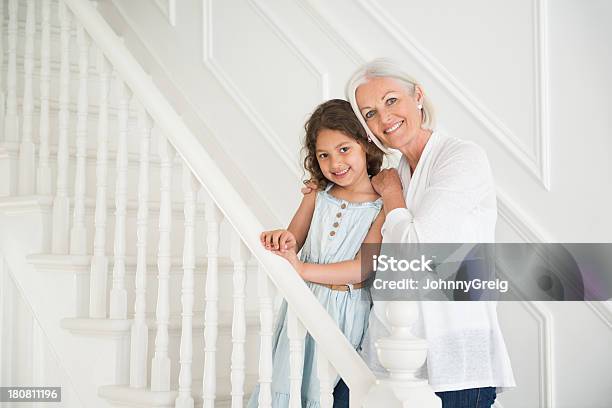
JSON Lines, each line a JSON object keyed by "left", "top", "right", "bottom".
{"left": 102, "top": 1, "right": 612, "bottom": 407}
{"left": 0, "top": 259, "right": 82, "bottom": 407}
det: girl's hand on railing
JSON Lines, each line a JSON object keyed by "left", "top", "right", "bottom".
{"left": 260, "top": 229, "right": 297, "bottom": 251}
{"left": 271, "top": 247, "right": 304, "bottom": 276}
{"left": 301, "top": 179, "right": 318, "bottom": 195}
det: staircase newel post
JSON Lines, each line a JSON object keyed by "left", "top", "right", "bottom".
{"left": 150, "top": 133, "right": 174, "bottom": 391}
{"left": 4, "top": 0, "right": 20, "bottom": 144}
{"left": 89, "top": 49, "right": 111, "bottom": 318}
{"left": 230, "top": 231, "right": 249, "bottom": 408}
{"left": 202, "top": 197, "right": 223, "bottom": 408}
{"left": 51, "top": 0, "right": 72, "bottom": 254}
{"left": 175, "top": 162, "right": 198, "bottom": 408}
{"left": 363, "top": 302, "right": 440, "bottom": 408}
{"left": 17, "top": 0, "right": 36, "bottom": 195}
{"left": 37, "top": 0, "right": 52, "bottom": 195}
{"left": 129, "top": 106, "right": 152, "bottom": 388}
{"left": 109, "top": 78, "right": 131, "bottom": 320}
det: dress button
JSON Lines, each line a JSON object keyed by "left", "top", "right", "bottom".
{"left": 333, "top": 222, "right": 339, "bottom": 228}
{"left": 330, "top": 231, "right": 336, "bottom": 237}
{"left": 336, "top": 212, "right": 342, "bottom": 218}
{"left": 341, "top": 203, "right": 347, "bottom": 209}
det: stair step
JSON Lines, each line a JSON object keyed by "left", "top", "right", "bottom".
{"left": 27, "top": 253, "right": 258, "bottom": 271}
{"left": 60, "top": 317, "right": 131, "bottom": 337}
{"left": 98, "top": 383, "right": 250, "bottom": 408}
{"left": 60, "top": 313, "right": 261, "bottom": 336}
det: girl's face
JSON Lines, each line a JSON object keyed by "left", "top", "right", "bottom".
{"left": 355, "top": 76, "right": 423, "bottom": 151}
{"left": 315, "top": 129, "right": 368, "bottom": 188}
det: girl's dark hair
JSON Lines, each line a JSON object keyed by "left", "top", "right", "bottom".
{"left": 303, "top": 99, "right": 384, "bottom": 189}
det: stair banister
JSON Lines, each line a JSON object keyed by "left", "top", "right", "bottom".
{"left": 62, "top": 0, "right": 376, "bottom": 403}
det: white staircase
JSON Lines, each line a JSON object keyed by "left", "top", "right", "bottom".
{"left": 0, "top": 1, "right": 435, "bottom": 407}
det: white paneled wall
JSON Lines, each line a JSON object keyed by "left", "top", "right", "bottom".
{"left": 102, "top": 0, "right": 612, "bottom": 407}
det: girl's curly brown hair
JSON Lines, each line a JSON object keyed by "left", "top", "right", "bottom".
{"left": 303, "top": 99, "right": 384, "bottom": 189}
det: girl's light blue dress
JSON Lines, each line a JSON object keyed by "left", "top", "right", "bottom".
{"left": 248, "top": 184, "right": 382, "bottom": 408}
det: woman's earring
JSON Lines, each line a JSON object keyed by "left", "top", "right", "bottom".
{"left": 417, "top": 103, "right": 423, "bottom": 110}
{"left": 367, "top": 136, "right": 372, "bottom": 143}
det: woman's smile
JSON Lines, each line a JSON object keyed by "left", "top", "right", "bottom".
{"left": 384, "top": 120, "right": 404, "bottom": 135}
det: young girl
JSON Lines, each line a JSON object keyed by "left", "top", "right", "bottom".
{"left": 248, "top": 99, "right": 385, "bottom": 408}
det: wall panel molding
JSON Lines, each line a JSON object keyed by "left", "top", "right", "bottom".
{"left": 355, "top": 0, "right": 551, "bottom": 190}
{"left": 249, "top": 0, "right": 330, "bottom": 100}
{"left": 521, "top": 301, "right": 554, "bottom": 408}
{"left": 153, "top": 0, "right": 176, "bottom": 26}
{"left": 202, "top": 0, "right": 304, "bottom": 179}
{"left": 295, "top": 0, "right": 364, "bottom": 65}
{"left": 585, "top": 301, "right": 612, "bottom": 329}
{"left": 497, "top": 190, "right": 612, "bottom": 327}
{"left": 498, "top": 259, "right": 554, "bottom": 408}
{"left": 497, "top": 189, "right": 550, "bottom": 243}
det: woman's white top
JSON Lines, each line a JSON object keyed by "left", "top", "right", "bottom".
{"left": 360, "top": 129, "right": 516, "bottom": 392}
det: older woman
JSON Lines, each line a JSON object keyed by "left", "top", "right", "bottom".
{"left": 346, "top": 59, "right": 516, "bottom": 408}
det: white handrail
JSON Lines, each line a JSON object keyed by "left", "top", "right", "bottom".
{"left": 62, "top": 0, "right": 376, "bottom": 401}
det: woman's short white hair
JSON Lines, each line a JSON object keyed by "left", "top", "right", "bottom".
{"left": 346, "top": 58, "right": 436, "bottom": 153}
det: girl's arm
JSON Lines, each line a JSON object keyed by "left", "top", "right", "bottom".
{"left": 261, "top": 190, "right": 317, "bottom": 252}
{"left": 287, "top": 190, "right": 317, "bottom": 252}
{"left": 277, "top": 210, "right": 385, "bottom": 285}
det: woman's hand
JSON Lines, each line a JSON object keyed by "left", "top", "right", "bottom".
{"left": 260, "top": 229, "right": 297, "bottom": 251}
{"left": 371, "top": 168, "right": 403, "bottom": 197}
{"left": 371, "top": 169, "right": 407, "bottom": 215}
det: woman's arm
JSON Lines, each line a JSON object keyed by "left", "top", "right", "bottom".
{"left": 277, "top": 210, "right": 386, "bottom": 285}
{"left": 382, "top": 142, "right": 495, "bottom": 243}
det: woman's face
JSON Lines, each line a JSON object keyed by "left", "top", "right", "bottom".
{"left": 355, "top": 76, "right": 423, "bottom": 151}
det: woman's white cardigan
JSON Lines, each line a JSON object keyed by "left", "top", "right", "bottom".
{"left": 361, "top": 129, "right": 516, "bottom": 392}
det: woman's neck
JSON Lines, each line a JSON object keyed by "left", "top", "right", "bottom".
{"left": 398, "top": 128, "right": 433, "bottom": 173}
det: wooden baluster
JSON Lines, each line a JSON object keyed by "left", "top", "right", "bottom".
{"left": 316, "top": 347, "right": 337, "bottom": 408}
{"left": 287, "top": 307, "right": 307, "bottom": 408}
{"left": 4, "top": 0, "right": 19, "bottom": 142}
{"left": 175, "top": 162, "right": 198, "bottom": 408}
{"left": 70, "top": 22, "right": 90, "bottom": 255}
{"left": 89, "top": 49, "right": 111, "bottom": 318}
{"left": 202, "top": 198, "right": 223, "bottom": 408}
{"left": 257, "top": 263, "right": 274, "bottom": 408}
{"left": 18, "top": 0, "right": 36, "bottom": 194}
{"left": 52, "top": 0, "right": 72, "bottom": 254}
{"left": 231, "top": 232, "right": 249, "bottom": 408}
{"left": 129, "top": 106, "right": 152, "bottom": 388}
{"left": 151, "top": 133, "right": 174, "bottom": 391}
{"left": 110, "top": 78, "right": 131, "bottom": 320}
{"left": 36, "top": 0, "right": 52, "bottom": 195}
